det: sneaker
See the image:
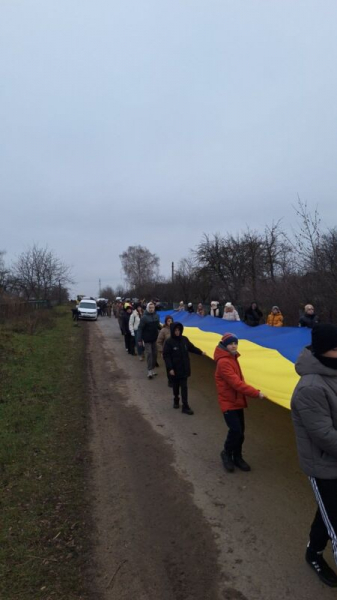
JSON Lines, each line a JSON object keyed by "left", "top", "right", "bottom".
{"left": 233, "top": 456, "right": 251, "bottom": 472}
{"left": 306, "top": 548, "right": 337, "bottom": 587}
{"left": 173, "top": 399, "right": 180, "bottom": 409}
{"left": 147, "top": 371, "right": 153, "bottom": 380}
{"left": 182, "top": 405, "right": 194, "bottom": 415}
{"left": 220, "top": 450, "right": 235, "bottom": 473}
{"left": 152, "top": 371, "right": 158, "bottom": 377}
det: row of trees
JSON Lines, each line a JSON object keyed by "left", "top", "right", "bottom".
{"left": 4, "top": 201, "right": 335, "bottom": 324}
{"left": 116, "top": 202, "right": 337, "bottom": 325}
{"left": 0, "top": 245, "right": 71, "bottom": 303}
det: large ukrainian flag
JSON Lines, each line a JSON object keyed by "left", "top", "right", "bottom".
{"left": 158, "top": 311, "right": 311, "bottom": 410}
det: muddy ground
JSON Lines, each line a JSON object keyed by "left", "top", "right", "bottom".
{"left": 86, "top": 317, "right": 336, "bottom": 600}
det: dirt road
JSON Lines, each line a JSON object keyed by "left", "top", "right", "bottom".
{"left": 87, "top": 317, "right": 336, "bottom": 600}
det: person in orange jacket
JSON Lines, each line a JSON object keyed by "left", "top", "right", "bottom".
{"left": 266, "top": 306, "right": 284, "bottom": 327}
{"left": 214, "top": 333, "right": 267, "bottom": 473}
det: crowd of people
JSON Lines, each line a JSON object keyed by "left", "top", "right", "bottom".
{"left": 178, "top": 300, "right": 320, "bottom": 328}
{"left": 112, "top": 297, "right": 337, "bottom": 589}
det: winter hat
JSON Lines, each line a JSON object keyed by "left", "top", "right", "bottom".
{"left": 272, "top": 306, "right": 280, "bottom": 311}
{"left": 211, "top": 301, "right": 219, "bottom": 307}
{"left": 221, "top": 332, "right": 238, "bottom": 347}
{"left": 225, "top": 302, "right": 233, "bottom": 308}
{"left": 188, "top": 302, "right": 193, "bottom": 307}
{"left": 312, "top": 324, "right": 337, "bottom": 356}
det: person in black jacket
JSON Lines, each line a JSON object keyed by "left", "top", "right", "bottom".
{"left": 244, "top": 302, "right": 263, "bottom": 327}
{"left": 138, "top": 301, "right": 162, "bottom": 378}
{"left": 121, "top": 304, "right": 134, "bottom": 354}
{"left": 299, "top": 304, "right": 320, "bottom": 328}
{"left": 163, "top": 322, "right": 206, "bottom": 415}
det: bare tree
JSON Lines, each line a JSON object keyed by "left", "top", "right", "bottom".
{"left": 263, "top": 220, "right": 293, "bottom": 281}
{"left": 174, "top": 256, "right": 198, "bottom": 301}
{"left": 196, "top": 233, "right": 253, "bottom": 303}
{"left": 119, "top": 245, "right": 159, "bottom": 295}
{"left": 10, "top": 245, "right": 72, "bottom": 301}
{"left": 99, "top": 285, "right": 115, "bottom": 300}
{"left": 0, "top": 250, "right": 9, "bottom": 296}
{"left": 291, "top": 197, "right": 321, "bottom": 271}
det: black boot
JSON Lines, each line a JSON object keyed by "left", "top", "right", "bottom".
{"left": 306, "top": 547, "right": 337, "bottom": 587}
{"left": 233, "top": 455, "right": 251, "bottom": 472}
{"left": 182, "top": 404, "right": 194, "bottom": 415}
{"left": 173, "top": 397, "right": 180, "bottom": 409}
{"left": 220, "top": 450, "right": 235, "bottom": 472}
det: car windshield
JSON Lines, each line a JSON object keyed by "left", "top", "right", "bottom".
{"left": 79, "top": 302, "right": 96, "bottom": 309}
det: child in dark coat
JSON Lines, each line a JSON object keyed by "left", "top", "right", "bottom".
{"left": 163, "top": 322, "right": 206, "bottom": 415}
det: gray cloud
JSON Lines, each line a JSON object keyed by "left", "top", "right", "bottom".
{"left": 1, "top": 0, "right": 337, "bottom": 297}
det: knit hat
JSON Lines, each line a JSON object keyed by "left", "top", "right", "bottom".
{"left": 225, "top": 302, "right": 233, "bottom": 308}
{"left": 221, "top": 332, "right": 238, "bottom": 347}
{"left": 312, "top": 324, "right": 337, "bottom": 356}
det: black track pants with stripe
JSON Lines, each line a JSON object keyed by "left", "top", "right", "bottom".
{"left": 309, "top": 477, "right": 337, "bottom": 563}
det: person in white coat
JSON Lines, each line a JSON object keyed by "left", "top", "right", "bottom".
{"left": 222, "top": 302, "right": 240, "bottom": 321}
{"left": 129, "top": 304, "right": 144, "bottom": 359}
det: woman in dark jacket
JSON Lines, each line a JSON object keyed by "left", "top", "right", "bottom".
{"left": 163, "top": 322, "right": 206, "bottom": 415}
{"left": 299, "top": 304, "right": 319, "bottom": 328}
{"left": 244, "top": 302, "right": 263, "bottom": 327}
{"left": 121, "top": 304, "right": 133, "bottom": 354}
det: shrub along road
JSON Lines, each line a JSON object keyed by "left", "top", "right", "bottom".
{"left": 89, "top": 316, "right": 336, "bottom": 600}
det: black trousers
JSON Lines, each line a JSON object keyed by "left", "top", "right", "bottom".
{"left": 124, "top": 332, "right": 133, "bottom": 354}
{"left": 223, "top": 409, "right": 245, "bottom": 457}
{"left": 309, "top": 477, "right": 337, "bottom": 563}
{"left": 172, "top": 378, "right": 188, "bottom": 405}
{"left": 71, "top": 308, "right": 79, "bottom": 321}
{"left": 129, "top": 335, "right": 136, "bottom": 355}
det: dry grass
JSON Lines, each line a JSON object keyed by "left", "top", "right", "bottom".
{"left": 0, "top": 307, "right": 93, "bottom": 600}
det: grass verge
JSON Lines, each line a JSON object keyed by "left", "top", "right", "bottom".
{"left": 0, "top": 307, "right": 92, "bottom": 600}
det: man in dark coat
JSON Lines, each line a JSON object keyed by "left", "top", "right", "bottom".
{"left": 163, "top": 322, "right": 206, "bottom": 415}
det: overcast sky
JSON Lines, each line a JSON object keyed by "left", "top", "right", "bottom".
{"left": 1, "top": 0, "right": 337, "bottom": 297}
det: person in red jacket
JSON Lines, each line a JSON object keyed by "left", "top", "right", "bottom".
{"left": 214, "top": 332, "right": 267, "bottom": 473}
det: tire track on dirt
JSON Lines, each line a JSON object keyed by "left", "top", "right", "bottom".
{"left": 87, "top": 324, "right": 235, "bottom": 600}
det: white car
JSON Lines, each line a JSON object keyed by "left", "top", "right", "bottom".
{"left": 78, "top": 299, "right": 98, "bottom": 321}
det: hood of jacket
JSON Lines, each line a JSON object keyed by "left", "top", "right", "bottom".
{"left": 295, "top": 347, "right": 337, "bottom": 378}
{"left": 170, "top": 322, "right": 184, "bottom": 337}
{"left": 213, "top": 345, "right": 240, "bottom": 362}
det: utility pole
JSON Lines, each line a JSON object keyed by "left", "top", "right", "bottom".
{"left": 171, "top": 262, "right": 175, "bottom": 283}
{"left": 99, "top": 279, "right": 101, "bottom": 296}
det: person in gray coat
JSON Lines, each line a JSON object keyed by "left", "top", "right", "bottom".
{"left": 291, "top": 324, "right": 337, "bottom": 587}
